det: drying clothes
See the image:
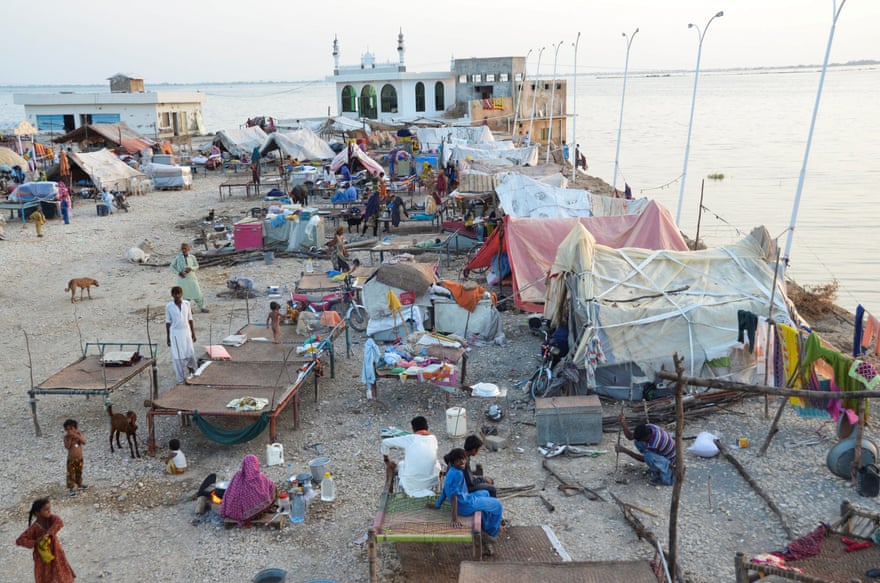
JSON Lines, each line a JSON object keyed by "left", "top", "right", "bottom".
{"left": 862, "top": 314, "right": 879, "bottom": 354}
{"left": 583, "top": 332, "right": 606, "bottom": 389}
{"left": 361, "top": 337, "right": 381, "bottom": 397}
{"left": 854, "top": 304, "right": 865, "bottom": 357}
{"left": 737, "top": 310, "right": 759, "bottom": 353}
{"left": 801, "top": 332, "right": 864, "bottom": 416}
{"left": 850, "top": 360, "right": 880, "bottom": 390}
{"left": 440, "top": 280, "right": 485, "bottom": 313}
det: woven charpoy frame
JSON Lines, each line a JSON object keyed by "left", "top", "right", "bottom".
{"left": 735, "top": 502, "right": 880, "bottom": 583}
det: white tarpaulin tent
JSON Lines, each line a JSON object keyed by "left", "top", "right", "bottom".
{"left": 143, "top": 163, "right": 192, "bottom": 189}
{"left": 543, "top": 224, "right": 794, "bottom": 387}
{"left": 330, "top": 145, "right": 383, "bottom": 177}
{"left": 213, "top": 127, "right": 268, "bottom": 158}
{"left": 261, "top": 128, "right": 336, "bottom": 161}
{"left": 70, "top": 149, "right": 146, "bottom": 193}
{"left": 449, "top": 141, "right": 538, "bottom": 167}
{"left": 495, "top": 172, "right": 650, "bottom": 218}
{"left": 416, "top": 126, "right": 494, "bottom": 151}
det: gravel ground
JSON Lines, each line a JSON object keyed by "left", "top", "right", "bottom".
{"left": 0, "top": 172, "right": 877, "bottom": 582}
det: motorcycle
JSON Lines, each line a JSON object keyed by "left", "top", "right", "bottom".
{"left": 288, "top": 274, "right": 368, "bottom": 332}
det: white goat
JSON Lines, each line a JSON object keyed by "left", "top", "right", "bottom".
{"left": 126, "top": 239, "right": 155, "bottom": 263}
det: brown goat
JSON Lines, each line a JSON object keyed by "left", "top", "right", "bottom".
{"left": 107, "top": 405, "right": 140, "bottom": 458}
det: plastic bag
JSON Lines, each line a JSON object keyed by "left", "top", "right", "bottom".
{"left": 688, "top": 431, "right": 720, "bottom": 458}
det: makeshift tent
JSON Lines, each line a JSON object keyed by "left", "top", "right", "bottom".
{"left": 466, "top": 200, "right": 688, "bottom": 312}
{"left": 0, "top": 146, "right": 28, "bottom": 169}
{"left": 330, "top": 144, "right": 383, "bottom": 177}
{"left": 9, "top": 181, "right": 59, "bottom": 202}
{"left": 543, "top": 224, "right": 794, "bottom": 391}
{"left": 416, "top": 126, "right": 494, "bottom": 152}
{"left": 70, "top": 149, "right": 146, "bottom": 193}
{"left": 13, "top": 120, "right": 39, "bottom": 156}
{"left": 142, "top": 163, "right": 192, "bottom": 189}
{"left": 52, "top": 122, "right": 154, "bottom": 154}
{"left": 363, "top": 262, "right": 436, "bottom": 339}
{"left": 448, "top": 140, "right": 539, "bottom": 167}
{"left": 260, "top": 128, "right": 336, "bottom": 161}
{"left": 495, "top": 172, "right": 649, "bottom": 218}
{"left": 212, "top": 127, "right": 268, "bottom": 158}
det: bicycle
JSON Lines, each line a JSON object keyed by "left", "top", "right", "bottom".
{"left": 461, "top": 243, "right": 489, "bottom": 280}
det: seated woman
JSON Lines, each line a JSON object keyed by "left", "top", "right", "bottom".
{"left": 433, "top": 448, "right": 504, "bottom": 556}
{"left": 220, "top": 454, "right": 276, "bottom": 525}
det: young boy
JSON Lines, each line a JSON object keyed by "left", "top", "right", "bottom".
{"left": 266, "top": 301, "right": 283, "bottom": 343}
{"left": 164, "top": 438, "right": 187, "bottom": 475}
{"left": 63, "top": 419, "right": 87, "bottom": 496}
{"left": 463, "top": 435, "right": 497, "bottom": 497}
{"left": 432, "top": 448, "right": 504, "bottom": 556}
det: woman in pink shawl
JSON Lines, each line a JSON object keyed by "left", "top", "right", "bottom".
{"left": 220, "top": 454, "right": 276, "bottom": 525}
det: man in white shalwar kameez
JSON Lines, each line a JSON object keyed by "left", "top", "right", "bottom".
{"left": 165, "top": 286, "right": 197, "bottom": 384}
{"left": 380, "top": 416, "right": 441, "bottom": 497}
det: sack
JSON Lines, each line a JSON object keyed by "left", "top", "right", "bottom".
{"left": 857, "top": 464, "right": 880, "bottom": 497}
{"left": 688, "top": 432, "right": 720, "bottom": 458}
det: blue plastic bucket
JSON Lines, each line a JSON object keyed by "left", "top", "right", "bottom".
{"left": 252, "top": 568, "right": 287, "bottom": 583}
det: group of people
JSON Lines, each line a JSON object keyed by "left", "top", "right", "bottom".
{"left": 381, "top": 416, "right": 504, "bottom": 555}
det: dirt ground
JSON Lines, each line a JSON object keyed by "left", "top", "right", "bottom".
{"left": 0, "top": 169, "right": 872, "bottom": 582}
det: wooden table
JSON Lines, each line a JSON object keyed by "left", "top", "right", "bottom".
{"left": 369, "top": 233, "right": 451, "bottom": 266}
{"left": 219, "top": 179, "right": 259, "bottom": 200}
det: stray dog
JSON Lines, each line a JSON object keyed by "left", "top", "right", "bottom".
{"left": 65, "top": 278, "right": 100, "bottom": 303}
{"left": 107, "top": 405, "right": 140, "bottom": 458}
{"left": 126, "top": 239, "right": 155, "bottom": 263}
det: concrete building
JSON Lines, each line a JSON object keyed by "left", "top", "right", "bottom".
{"left": 14, "top": 74, "right": 206, "bottom": 138}
{"left": 329, "top": 33, "right": 566, "bottom": 146}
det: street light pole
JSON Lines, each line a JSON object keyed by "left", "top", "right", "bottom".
{"left": 512, "top": 48, "right": 533, "bottom": 139}
{"left": 612, "top": 27, "right": 639, "bottom": 192}
{"left": 783, "top": 0, "right": 847, "bottom": 265}
{"left": 527, "top": 46, "right": 546, "bottom": 148}
{"left": 676, "top": 10, "right": 723, "bottom": 226}
{"left": 571, "top": 32, "right": 580, "bottom": 182}
{"left": 545, "top": 41, "right": 563, "bottom": 164}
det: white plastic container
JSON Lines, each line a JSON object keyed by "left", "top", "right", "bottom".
{"left": 446, "top": 407, "right": 467, "bottom": 438}
{"left": 266, "top": 443, "right": 284, "bottom": 466}
{"left": 321, "top": 472, "right": 336, "bottom": 502}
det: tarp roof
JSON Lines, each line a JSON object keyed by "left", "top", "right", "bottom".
{"left": 543, "top": 224, "right": 793, "bottom": 381}
{"left": 449, "top": 142, "right": 538, "bottom": 167}
{"left": 0, "top": 146, "right": 28, "bottom": 168}
{"left": 495, "top": 172, "right": 649, "bottom": 218}
{"left": 14, "top": 120, "right": 39, "bottom": 135}
{"left": 330, "top": 144, "right": 384, "bottom": 177}
{"left": 212, "top": 127, "right": 268, "bottom": 158}
{"left": 467, "top": 200, "right": 688, "bottom": 312}
{"left": 260, "top": 128, "right": 335, "bottom": 161}
{"left": 70, "top": 148, "right": 145, "bottom": 193}
{"left": 53, "top": 122, "right": 154, "bottom": 154}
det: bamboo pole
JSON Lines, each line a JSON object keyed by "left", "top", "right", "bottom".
{"left": 668, "top": 353, "right": 686, "bottom": 578}
{"left": 758, "top": 399, "right": 787, "bottom": 456}
{"left": 656, "top": 371, "right": 880, "bottom": 400}
{"left": 714, "top": 438, "right": 794, "bottom": 540}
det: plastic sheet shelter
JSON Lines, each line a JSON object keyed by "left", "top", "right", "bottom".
{"left": 260, "top": 128, "right": 336, "bottom": 161}
{"left": 213, "top": 127, "right": 268, "bottom": 158}
{"left": 543, "top": 224, "right": 794, "bottom": 382}
{"left": 466, "top": 200, "right": 688, "bottom": 312}
{"left": 330, "top": 143, "right": 383, "bottom": 177}
{"left": 70, "top": 149, "right": 146, "bottom": 193}
{"left": 53, "top": 122, "right": 154, "bottom": 154}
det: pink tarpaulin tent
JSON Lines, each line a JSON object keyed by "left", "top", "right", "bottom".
{"left": 466, "top": 199, "right": 688, "bottom": 311}
{"left": 330, "top": 144, "right": 383, "bottom": 177}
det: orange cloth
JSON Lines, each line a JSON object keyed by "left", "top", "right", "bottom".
{"left": 320, "top": 310, "right": 342, "bottom": 326}
{"left": 440, "top": 281, "right": 485, "bottom": 313}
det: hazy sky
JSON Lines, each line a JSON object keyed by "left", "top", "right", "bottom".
{"left": 3, "top": 0, "right": 874, "bottom": 85}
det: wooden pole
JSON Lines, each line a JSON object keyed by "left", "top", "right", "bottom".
{"left": 656, "top": 370, "right": 880, "bottom": 400}
{"left": 714, "top": 438, "right": 794, "bottom": 539}
{"left": 24, "top": 331, "right": 42, "bottom": 437}
{"left": 853, "top": 400, "right": 865, "bottom": 486}
{"left": 668, "top": 352, "right": 686, "bottom": 579}
{"left": 758, "top": 398, "right": 787, "bottom": 457}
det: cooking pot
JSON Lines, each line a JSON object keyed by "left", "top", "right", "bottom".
{"left": 213, "top": 223, "right": 226, "bottom": 232}
{"left": 296, "top": 472, "right": 313, "bottom": 485}
{"left": 214, "top": 480, "right": 230, "bottom": 497}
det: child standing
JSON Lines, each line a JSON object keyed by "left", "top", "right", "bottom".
{"left": 266, "top": 301, "right": 283, "bottom": 343}
{"left": 62, "top": 419, "right": 86, "bottom": 497}
{"left": 164, "top": 438, "right": 187, "bottom": 475}
{"left": 29, "top": 209, "right": 47, "bottom": 237}
{"left": 16, "top": 498, "right": 77, "bottom": 583}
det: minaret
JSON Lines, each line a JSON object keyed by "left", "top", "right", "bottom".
{"left": 332, "top": 35, "right": 340, "bottom": 76}
{"left": 397, "top": 28, "right": 406, "bottom": 72}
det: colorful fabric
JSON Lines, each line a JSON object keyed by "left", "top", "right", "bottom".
{"left": 802, "top": 332, "right": 864, "bottom": 416}
{"left": 642, "top": 424, "right": 676, "bottom": 465}
{"left": 66, "top": 458, "right": 83, "bottom": 490}
{"left": 15, "top": 514, "right": 76, "bottom": 583}
{"left": 777, "top": 324, "right": 803, "bottom": 405}
{"left": 850, "top": 360, "right": 880, "bottom": 390}
{"left": 435, "top": 466, "right": 504, "bottom": 537}
{"left": 37, "top": 536, "right": 54, "bottom": 563}
{"left": 778, "top": 523, "right": 828, "bottom": 560}
{"left": 854, "top": 305, "right": 865, "bottom": 356}
{"left": 220, "top": 454, "right": 276, "bottom": 525}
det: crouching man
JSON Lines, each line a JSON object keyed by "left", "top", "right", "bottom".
{"left": 615, "top": 412, "right": 676, "bottom": 485}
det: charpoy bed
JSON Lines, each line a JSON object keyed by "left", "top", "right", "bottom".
{"left": 28, "top": 341, "right": 158, "bottom": 436}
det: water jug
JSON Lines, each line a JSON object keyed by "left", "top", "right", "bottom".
{"left": 266, "top": 443, "right": 284, "bottom": 466}
{"left": 306, "top": 258, "right": 314, "bottom": 273}
{"left": 291, "top": 489, "right": 306, "bottom": 523}
{"left": 321, "top": 472, "right": 336, "bottom": 502}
